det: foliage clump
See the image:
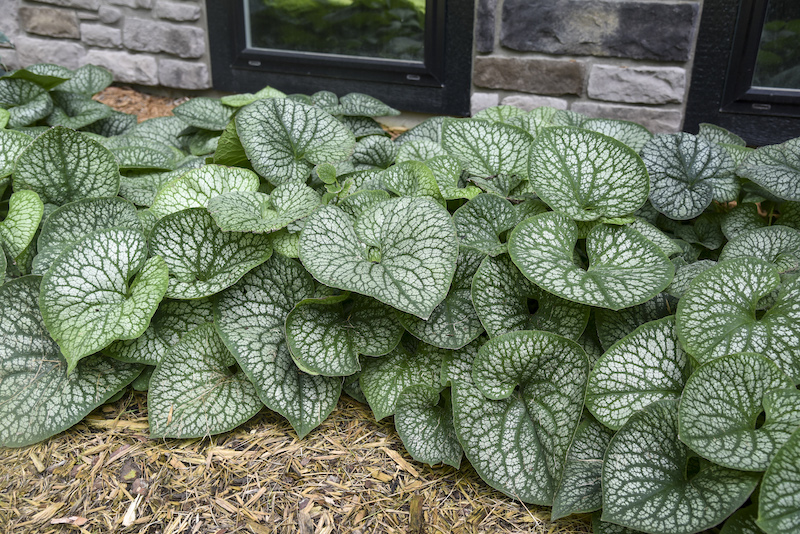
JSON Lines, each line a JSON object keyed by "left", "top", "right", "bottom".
{"left": 2, "top": 62, "right": 800, "bottom": 534}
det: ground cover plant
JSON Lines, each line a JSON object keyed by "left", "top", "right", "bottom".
{"left": 1, "top": 62, "right": 800, "bottom": 534}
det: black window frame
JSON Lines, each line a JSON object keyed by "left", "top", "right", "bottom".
{"left": 205, "top": 0, "right": 474, "bottom": 116}
{"left": 684, "top": 0, "right": 800, "bottom": 145}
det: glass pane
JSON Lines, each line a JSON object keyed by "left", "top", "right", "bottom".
{"left": 245, "top": 0, "right": 426, "bottom": 62}
{"left": 752, "top": 0, "right": 800, "bottom": 90}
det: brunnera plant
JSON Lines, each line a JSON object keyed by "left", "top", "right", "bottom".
{"left": 2, "top": 62, "right": 800, "bottom": 534}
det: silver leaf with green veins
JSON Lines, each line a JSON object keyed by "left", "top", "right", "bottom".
{"left": 719, "top": 226, "right": 800, "bottom": 274}
{"left": 0, "top": 129, "right": 33, "bottom": 179}
{"left": 0, "top": 190, "right": 43, "bottom": 261}
{"left": 380, "top": 160, "right": 445, "bottom": 204}
{"left": 758, "top": 427, "right": 800, "bottom": 534}
{"left": 149, "top": 208, "right": 272, "bottom": 300}
{"left": 0, "top": 78, "right": 53, "bottom": 128}
{"left": 214, "top": 255, "right": 341, "bottom": 438}
{"left": 452, "top": 194, "right": 518, "bottom": 257}
{"left": 394, "top": 385, "right": 462, "bottom": 468}
{"left": 602, "top": 399, "right": 761, "bottom": 534}
{"left": 424, "top": 155, "right": 481, "bottom": 200}
{"left": 737, "top": 138, "right": 800, "bottom": 201}
{"left": 441, "top": 118, "right": 532, "bottom": 179}
{"left": 46, "top": 91, "right": 112, "bottom": 129}
{"left": 147, "top": 323, "right": 262, "bottom": 439}
{"left": 594, "top": 293, "right": 677, "bottom": 350}
{"left": 452, "top": 330, "right": 589, "bottom": 505}
{"left": 528, "top": 127, "right": 650, "bottom": 221}
{"left": 172, "top": 97, "right": 234, "bottom": 131}
{"left": 299, "top": 197, "right": 458, "bottom": 320}
{"left": 39, "top": 227, "right": 168, "bottom": 373}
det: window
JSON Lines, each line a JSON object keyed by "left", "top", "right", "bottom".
{"left": 206, "top": 0, "right": 474, "bottom": 116}
{"left": 684, "top": 0, "right": 800, "bottom": 145}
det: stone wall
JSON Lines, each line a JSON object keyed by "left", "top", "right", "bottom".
{"left": 0, "top": 0, "right": 211, "bottom": 90}
{"left": 472, "top": 0, "right": 702, "bottom": 132}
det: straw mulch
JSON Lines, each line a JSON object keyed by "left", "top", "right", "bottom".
{"left": 0, "top": 86, "right": 594, "bottom": 534}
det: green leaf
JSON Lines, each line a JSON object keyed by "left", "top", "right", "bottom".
{"left": 528, "top": 127, "right": 649, "bottom": 221}
{"left": 0, "top": 78, "right": 53, "bottom": 127}
{"left": 395, "top": 385, "right": 462, "bottom": 468}
{"left": 46, "top": 91, "right": 112, "bottom": 129}
{"left": 508, "top": 212, "right": 675, "bottom": 310}
{"left": 269, "top": 227, "right": 301, "bottom": 258}
{"left": 299, "top": 197, "right": 458, "bottom": 319}
{"left": 722, "top": 203, "right": 768, "bottom": 240}
{"left": 333, "top": 92, "right": 400, "bottom": 117}
{"left": 337, "top": 189, "right": 391, "bottom": 220}
{"left": 33, "top": 196, "right": 141, "bottom": 275}
{"left": 207, "top": 182, "right": 321, "bottom": 233}
{"left": 0, "top": 107, "right": 9, "bottom": 129}
{"left": 473, "top": 105, "right": 528, "bottom": 124}
{"left": 629, "top": 218, "right": 683, "bottom": 257}
{"left": 213, "top": 120, "right": 253, "bottom": 170}
{"left": 552, "top": 109, "right": 587, "bottom": 127}
{"left": 738, "top": 138, "right": 800, "bottom": 201}
{"left": 286, "top": 293, "right": 404, "bottom": 376}
{"left": 395, "top": 116, "right": 444, "bottom": 145}
{"left": 442, "top": 118, "right": 532, "bottom": 180}
{"left": 106, "top": 298, "right": 215, "bottom": 366}
{"left": 0, "top": 276, "right": 142, "bottom": 447}
{"left": 149, "top": 164, "right": 261, "bottom": 219}
{"left": 471, "top": 253, "right": 589, "bottom": 340}
{"left": 661, "top": 212, "right": 726, "bottom": 250}
{"left": 0, "top": 129, "right": 32, "bottom": 179}
{"left": 147, "top": 323, "right": 263, "bottom": 438}
{"left": 758, "top": 427, "right": 800, "bottom": 534}
{"left": 380, "top": 160, "right": 444, "bottom": 204}
{"left": 39, "top": 228, "right": 169, "bottom": 373}
{"left": 551, "top": 416, "right": 614, "bottom": 519}
{"left": 582, "top": 118, "right": 653, "bottom": 153}
{"left": 149, "top": 208, "right": 272, "bottom": 299}
{"left": 676, "top": 258, "right": 800, "bottom": 381}
{"left": 698, "top": 123, "right": 746, "bottom": 147}
{"left": 679, "top": 353, "right": 800, "bottom": 471}
{"left": 586, "top": 316, "right": 691, "bottom": 430}
{"left": 508, "top": 106, "right": 558, "bottom": 138}
{"left": 720, "top": 504, "right": 764, "bottom": 534}
{"left": 359, "top": 342, "right": 443, "bottom": 420}
{"left": 109, "top": 144, "right": 179, "bottom": 172}
{"left": 602, "top": 399, "right": 761, "bottom": 534}
{"left": 5, "top": 63, "right": 71, "bottom": 88}
{"left": 14, "top": 126, "right": 120, "bottom": 205}
{"left": 187, "top": 129, "right": 221, "bottom": 157}
{"left": 396, "top": 249, "right": 485, "bottom": 350}
{"left": 396, "top": 139, "right": 448, "bottom": 163}
{"left": 425, "top": 155, "right": 481, "bottom": 200}
{"left": 0, "top": 190, "right": 43, "bottom": 261}
{"left": 592, "top": 513, "right": 649, "bottom": 534}
{"left": 214, "top": 255, "right": 341, "bottom": 438}
{"left": 594, "top": 293, "right": 677, "bottom": 350}
{"left": 57, "top": 64, "right": 113, "bottom": 96}
{"left": 339, "top": 116, "right": 386, "bottom": 139}
{"left": 118, "top": 169, "right": 183, "bottom": 207}
{"left": 80, "top": 110, "right": 137, "bottom": 137}
{"left": 666, "top": 259, "right": 716, "bottom": 299}
{"left": 172, "top": 97, "right": 234, "bottom": 131}
{"left": 452, "top": 330, "right": 589, "bottom": 504}
{"left": 236, "top": 98, "right": 356, "bottom": 184}
{"left": 777, "top": 201, "right": 800, "bottom": 231}
{"left": 220, "top": 86, "right": 286, "bottom": 107}
{"left": 127, "top": 116, "right": 187, "bottom": 150}
{"left": 351, "top": 135, "right": 398, "bottom": 170}
{"left": 642, "top": 132, "right": 738, "bottom": 220}
{"left": 719, "top": 226, "right": 800, "bottom": 274}
{"left": 452, "top": 194, "right": 517, "bottom": 256}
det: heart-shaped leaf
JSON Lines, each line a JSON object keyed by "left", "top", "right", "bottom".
{"left": 0, "top": 78, "right": 53, "bottom": 127}
{"left": 452, "top": 194, "right": 518, "bottom": 256}
{"left": 330, "top": 92, "right": 400, "bottom": 117}
{"left": 106, "top": 298, "right": 214, "bottom": 366}
{"left": 220, "top": 85, "right": 286, "bottom": 107}
{"left": 339, "top": 116, "right": 387, "bottom": 139}
{"left": 14, "top": 126, "right": 120, "bottom": 205}
{"left": 33, "top": 196, "right": 141, "bottom": 275}
{"left": 737, "top": 138, "right": 800, "bottom": 201}
{"left": 81, "top": 110, "right": 137, "bottom": 137}
{"left": 602, "top": 399, "right": 760, "bottom": 534}
{"left": 6, "top": 63, "right": 71, "bottom": 87}
{"left": 629, "top": 218, "right": 683, "bottom": 257}
{"left": 149, "top": 164, "right": 261, "bottom": 219}
{"left": 207, "top": 182, "right": 321, "bottom": 233}
{"left": 214, "top": 255, "right": 341, "bottom": 437}
{"left": 395, "top": 116, "right": 444, "bottom": 145}
{"left": 720, "top": 505, "right": 764, "bottom": 534}
{"left": 509, "top": 106, "right": 558, "bottom": 138}
{"left": 582, "top": 118, "right": 653, "bottom": 153}
{"left": 126, "top": 116, "right": 187, "bottom": 150}
{"left": 425, "top": 155, "right": 481, "bottom": 200}
{"left": 508, "top": 212, "right": 675, "bottom": 310}
{"left": 758, "top": 427, "right": 800, "bottom": 534}
{"left": 642, "top": 132, "right": 738, "bottom": 220}
{"left": 586, "top": 316, "right": 691, "bottom": 430}
{"left": 351, "top": 135, "right": 398, "bottom": 170}
{"left": 0, "top": 190, "right": 43, "bottom": 261}
{"left": 46, "top": 91, "right": 112, "bottom": 129}
{"left": 149, "top": 208, "right": 272, "bottom": 299}
{"left": 148, "top": 323, "right": 263, "bottom": 438}
{"left": 299, "top": 197, "right": 458, "bottom": 319}
{"left": 528, "top": 127, "right": 649, "bottom": 221}
{"left": 666, "top": 259, "right": 716, "bottom": 299}
{"left": 0, "top": 276, "right": 142, "bottom": 447}
{"left": 380, "top": 160, "right": 444, "bottom": 204}
{"left": 396, "top": 139, "right": 448, "bottom": 163}
{"left": 0, "top": 129, "right": 32, "bottom": 179}
{"left": 57, "top": 64, "right": 113, "bottom": 96}
{"left": 676, "top": 258, "right": 800, "bottom": 381}
{"left": 594, "top": 293, "right": 677, "bottom": 350}
{"left": 473, "top": 105, "right": 527, "bottom": 124}
{"left": 451, "top": 330, "right": 589, "bottom": 504}
{"left": 394, "top": 385, "right": 462, "bottom": 468}
{"left": 39, "top": 227, "right": 169, "bottom": 372}
{"left": 442, "top": 118, "right": 532, "bottom": 180}
{"left": 172, "top": 97, "right": 234, "bottom": 131}
{"left": 286, "top": 293, "right": 404, "bottom": 376}
{"left": 719, "top": 226, "right": 800, "bottom": 274}
{"left": 722, "top": 203, "right": 768, "bottom": 240}
{"left": 679, "top": 352, "right": 800, "bottom": 471}
{"left": 471, "top": 254, "right": 589, "bottom": 340}
{"left": 698, "top": 123, "right": 746, "bottom": 147}
{"left": 236, "top": 98, "right": 356, "bottom": 184}
{"left": 396, "top": 249, "right": 485, "bottom": 350}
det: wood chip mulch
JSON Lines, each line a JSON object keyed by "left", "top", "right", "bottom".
{"left": 0, "top": 85, "right": 594, "bottom": 534}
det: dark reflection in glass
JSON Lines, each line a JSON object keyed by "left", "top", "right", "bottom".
{"left": 245, "top": 0, "right": 426, "bottom": 62}
{"left": 752, "top": 0, "right": 800, "bottom": 90}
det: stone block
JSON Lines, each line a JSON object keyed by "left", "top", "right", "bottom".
{"left": 470, "top": 92, "right": 500, "bottom": 115}
{"left": 158, "top": 58, "right": 210, "bottom": 89}
{"left": 123, "top": 18, "right": 205, "bottom": 58}
{"left": 473, "top": 56, "right": 584, "bottom": 95}
{"left": 588, "top": 65, "right": 686, "bottom": 105}
{"left": 81, "top": 23, "right": 122, "bottom": 48}
{"left": 20, "top": 6, "right": 81, "bottom": 39}
{"left": 14, "top": 35, "right": 86, "bottom": 69}
{"left": 77, "top": 11, "right": 99, "bottom": 19}
{"left": 28, "top": 0, "right": 100, "bottom": 10}
{"left": 83, "top": 49, "right": 158, "bottom": 85}
{"left": 501, "top": 0, "right": 700, "bottom": 62}
{"left": 475, "top": 0, "right": 497, "bottom": 54}
{"left": 501, "top": 94, "right": 569, "bottom": 111}
{"left": 155, "top": 1, "right": 201, "bottom": 22}
{"left": 108, "top": 0, "right": 154, "bottom": 8}
{"left": 570, "top": 102, "right": 683, "bottom": 133}
{"left": 99, "top": 5, "right": 122, "bottom": 23}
